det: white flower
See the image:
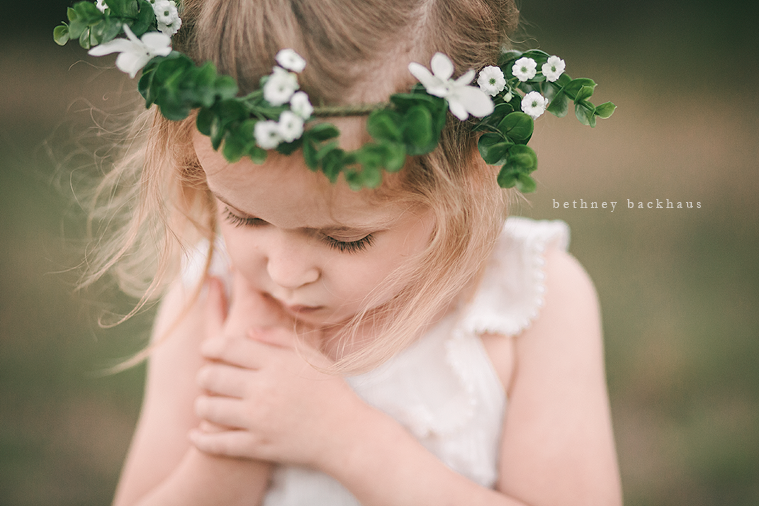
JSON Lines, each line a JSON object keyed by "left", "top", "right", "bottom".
{"left": 88, "top": 25, "right": 172, "bottom": 78}
{"left": 254, "top": 120, "right": 282, "bottom": 149}
{"left": 153, "top": 0, "right": 178, "bottom": 25}
{"left": 521, "top": 91, "right": 548, "bottom": 119}
{"left": 277, "top": 111, "right": 305, "bottom": 142}
{"left": 477, "top": 66, "right": 506, "bottom": 97}
{"left": 96, "top": 0, "right": 108, "bottom": 13}
{"left": 158, "top": 16, "right": 182, "bottom": 36}
{"left": 263, "top": 66, "right": 299, "bottom": 106}
{"left": 541, "top": 55, "right": 565, "bottom": 83}
{"left": 408, "top": 52, "right": 494, "bottom": 121}
{"left": 503, "top": 89, "right": 513, "bottom": 102}
{"left": 289, "top": 91, "right": 313, "bottom": 119}
{"left": 276, "top": 49, "right": 306, "bottom": 73}
{"left": 512, "top": 57, "right": 537, "bottom": 82}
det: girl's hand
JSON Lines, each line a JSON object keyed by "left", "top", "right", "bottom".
{"left": 191, "top": 274, "right": 370, "bottom": 471}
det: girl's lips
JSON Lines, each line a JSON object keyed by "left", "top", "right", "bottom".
{"left": 284, "top": 304, "right": 323, "bottom": 314}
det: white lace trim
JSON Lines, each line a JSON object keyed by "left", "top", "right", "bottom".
{"left": 457, "top": 217, "right": 570, "bottom": 338}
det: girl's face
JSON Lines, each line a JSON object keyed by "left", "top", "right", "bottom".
{"left": 194, "top": 132, "right": 435, "bottom": 329}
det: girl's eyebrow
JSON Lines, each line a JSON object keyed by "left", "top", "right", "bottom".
{"left": 210, "top": 191, "right": 390, "bottom": 234}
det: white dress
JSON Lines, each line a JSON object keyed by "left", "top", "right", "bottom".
{"left": 184, "top": 217, "right": 570, "bottom": 505}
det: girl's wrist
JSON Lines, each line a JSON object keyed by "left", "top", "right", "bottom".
{"left": 314, "top": 400, "right": 404, "bottom": 483}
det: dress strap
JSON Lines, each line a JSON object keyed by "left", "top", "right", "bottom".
{"left": 457, "top": 217, "right": 570, "bottom": 337}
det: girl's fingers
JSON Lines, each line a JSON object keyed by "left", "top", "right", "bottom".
{"left": 189, "top": 428, "right": 258, "bottom": 459}
{"left": 248, "top": 326, "right": 295, "bottom": 348}
{"left": 204, "top": 276, "right": 228, "bottom": 338}
{"left": 201, "top": 335, "right": 271, "bottom": 369}
{"left": 194, "top": 395, "right": 250, "bottom": 429}
{"left": 196, "top": 363, "right": 250, "bottom": 398}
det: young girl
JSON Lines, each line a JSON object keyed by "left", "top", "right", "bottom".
{"left": 63, "top": 0, "right": 622, "bottom": 504}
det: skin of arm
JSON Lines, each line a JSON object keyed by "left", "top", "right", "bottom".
{"left": 112, "top": 278, "right": 272, "bottom": 506}
{"left": 191, "top": 248, "right": 622, "bottom": 506}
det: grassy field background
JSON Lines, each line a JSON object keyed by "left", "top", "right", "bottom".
{"left": 1, "top": 1, "right": 758, "bottom": 504}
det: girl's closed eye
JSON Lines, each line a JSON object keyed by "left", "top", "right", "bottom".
{"left": 223, "top": 207, "right": 267, "bottom": 228}
{"left": 223, "top": 206, "right": 374, "bottom": 254}
{"left": 323, "top": 234, "right": 375, "bottom": 253}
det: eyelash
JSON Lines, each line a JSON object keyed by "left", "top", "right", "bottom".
{"left": 222, "top": 207, "right": 375, "bottom": 253}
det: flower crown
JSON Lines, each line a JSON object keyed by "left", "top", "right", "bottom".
{"left": 55, "top": 0, "right": 615, "bottom": 192}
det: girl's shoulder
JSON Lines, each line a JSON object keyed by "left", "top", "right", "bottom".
{"left": 458, "top": 216, "right": 571, "bottom": 339}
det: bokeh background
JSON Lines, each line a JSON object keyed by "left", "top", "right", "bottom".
{"left": 1, "top": 0, "right": 757, "bottom": 504}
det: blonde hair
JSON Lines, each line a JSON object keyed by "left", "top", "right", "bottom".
{"left": 82, "top": 0, "right": 519, "bottom": 372}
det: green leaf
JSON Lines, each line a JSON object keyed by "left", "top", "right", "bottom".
{"left": 515, "top": 173, "right": 537, "bottom": 193}
{"left": 504, "top": 145, "right": 538, "bottom": 174}
{"left": 158, "top": 100, "right": 191, "bottom": 121}
{"left": 53, "top": 25, "right": 70, "bottom": 46}
{"left": 473, "top": 102, "right": 513, "bottom": 132}
{"left": 546, "top": 90, "right": 568, "bottom": 118}
{"left": 595, "top": 101, "right": 616, "bottom": 119}
{"left": 247, "top": 145, "right": 267, "bottom": 164}
{"left": 360, "top": 166, "right": 383, "bottom": 189}
{"left": 575, "top": 101, "right": 597, "bottom": 127}
{"left": 67, "top": 7, "right": 79, "bottom": 22}
{"left": 382, "top": 142, "right": 406, "bottom": 172}
{"left": 562, "top": 78, "right": 596, "bottom": 100}
{"left": 315, "top": 141, "right": 341, "bottom": 161}
{"left": 68, "top": 19, "right": 85, "bottom": 40}
{"left": 104, "top": 0, "right": 128, "bottom": 16}
{"left": 78, "top": 28, "right": 91, "bottom": 50}
{"left": 222, "top": 131, "right": 246, "bottom": 163}
{"left": 367, "top": 110, "right": 402, "bottom": 142}
{"left": 130, "top": 0, "right": 155, "bottom": 36}
{"left": 214, "top": 99, "right": 248, "bottom": 123}
{"left": 90, "top": 18, "right": 121, "bottom": 45}
{"left": 306, "top": 123, "right": 340, "bottom": 142}
{"left": 554, "top": 73, "right": 572, "bottom": 87}
{"left": 402, "top": 105, "right": 434, "bottom": 155}
{"left": 276, "top": 138, "right": 303, "bottom": 156}
{"left": 496, "top": 166, "right": 519, "bottom": 188}
{"left": 214, "top": 75, "right": 239, "bottom": 101}
{"left": 478, "top": 135, "right": 513, "bottom": 165}
{"left": 303, "top": 139, "right": 318, "bottom": 169}
{"left": 210, "top": 115, "right": 224, "bottom": 150}
{"left": 196, "top": 108, "right": 215, "bottom": 136}
{"left": 321, "top": 148, "right": 346, "bottom": 183}
{"left": 575, "top": 85, "right": 594, "bottom": 103}
{"left": 497, "top": 112, "right": 534, "bottom": 143}
{"left": 390, "top": 92, "right": 445, "bottom": 115}
{"left": 190, "top": 63, "right": 218, "bottom": 107}
{"left": 74, "top": 2, "right": 103, "bottom": 24}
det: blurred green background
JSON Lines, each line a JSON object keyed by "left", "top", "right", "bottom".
{"left": 1, "top": 0, "right": 757, "bottom": 504}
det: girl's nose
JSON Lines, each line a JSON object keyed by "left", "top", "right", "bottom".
{"left": 265, "top": 237, "right": 320, "bottom": 289}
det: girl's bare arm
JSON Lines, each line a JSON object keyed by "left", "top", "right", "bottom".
{"left": 112, "top": 280, "right": 270, "bottom": 506}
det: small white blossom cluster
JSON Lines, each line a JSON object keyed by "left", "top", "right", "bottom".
{"left": 468, "top": 54, "right": 569, "bottom": 120}
{"left": 255, "top": 49, "right": 314, "bottom": 149}
{"left": 512, "top": 55, "right": 565, "bottom": 83}
{"left": 150, "top": 0, "right": 182, "bottom": 36}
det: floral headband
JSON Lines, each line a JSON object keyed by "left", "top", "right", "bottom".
{"left": 55, "top": 0, "right": 615, "bottom": 192}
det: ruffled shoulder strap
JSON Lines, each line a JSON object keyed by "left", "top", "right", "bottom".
{"left": 457, "top": 217, "right": 570, "bottom": 337}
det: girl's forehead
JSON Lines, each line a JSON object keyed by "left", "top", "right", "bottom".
{"left": 195, "top": 132, "right": 406, "bottom": 230}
